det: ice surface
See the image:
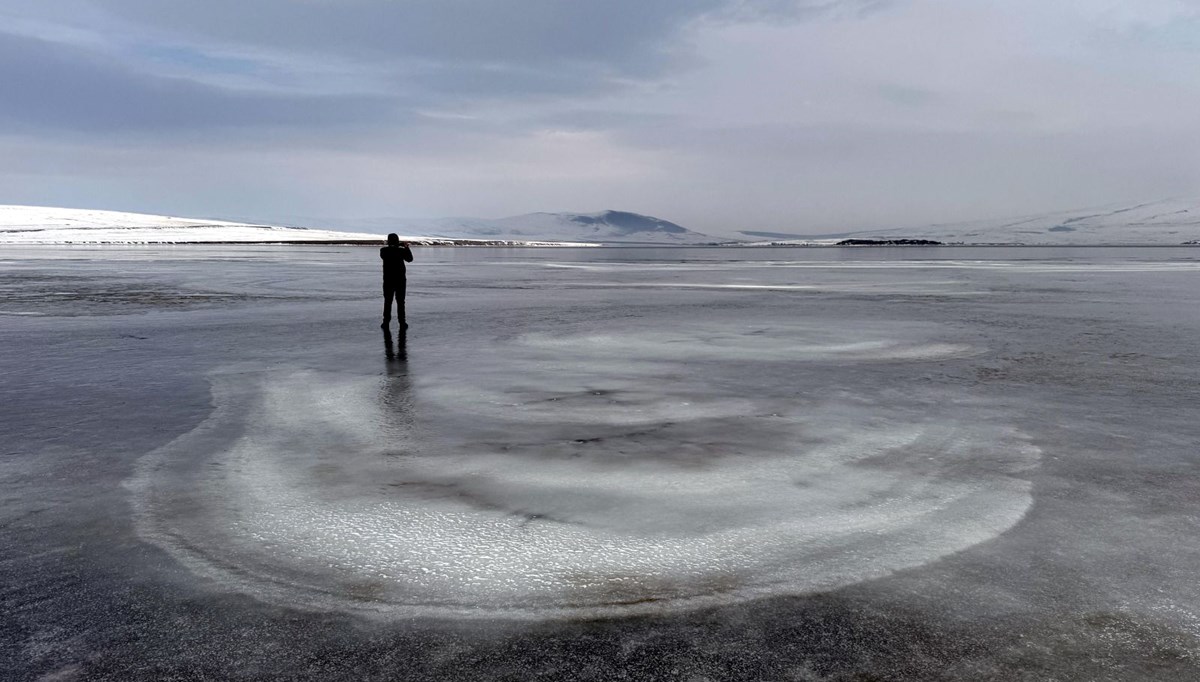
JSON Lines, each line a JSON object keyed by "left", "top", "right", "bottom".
{"left": 7, "top": 245, "right": 1200, "bottom": 679}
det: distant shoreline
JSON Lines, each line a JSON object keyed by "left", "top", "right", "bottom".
{"left": 2, "top": 241, "right": 1197, "bottom": 248}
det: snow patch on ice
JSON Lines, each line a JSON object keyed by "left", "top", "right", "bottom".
{"left": 516, "top": 325, "right": 980, "bottom": 363}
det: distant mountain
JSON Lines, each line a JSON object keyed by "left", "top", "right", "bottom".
{"left": 739, "top": 230, "right": 810, "bottom": 240}
{"left": 815, "top": 198, "right": 1200, "bottom": 245}
{"left": 420, "top": 210, "right": 715, "bottom": 244}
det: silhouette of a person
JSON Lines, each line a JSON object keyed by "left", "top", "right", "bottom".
{"left": 380, "top": 233, "right": 414, "bottom": 328}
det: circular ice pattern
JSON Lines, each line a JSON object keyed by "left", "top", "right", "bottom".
{"left": 131, "top": 322, "right": 1036, "bottom": 619}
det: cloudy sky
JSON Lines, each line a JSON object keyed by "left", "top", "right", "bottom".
{"left": 2, "top": 0, "right": 1199, "bottom": 236}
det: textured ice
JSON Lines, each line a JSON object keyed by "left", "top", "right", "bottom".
{"left": 132, "top": 320, "right": 1038, "bottom": 619}
{"left": 515, "top": 324, "right": 979, "bottom": 363}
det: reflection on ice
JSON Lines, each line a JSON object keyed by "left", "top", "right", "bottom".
{"left": 132, "top": 321, "right": 1038, "bottom": 619}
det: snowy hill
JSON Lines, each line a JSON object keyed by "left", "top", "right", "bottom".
{"left": 419, "top": 210, "right": 716, "bottom": 244}
{"left": 0, "top": 205, "right": 392, "bottom": 244}
{"left": 796, "top": 198, "right": 1200, "bottom": 246}
{"left": 0, "top": 206, "right": 590, "bottom": 246}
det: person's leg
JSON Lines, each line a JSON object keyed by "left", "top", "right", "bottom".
{"left": 397, "top": 277, "right": 407, "bottom": 327}
{"left": 382, "top": 282, "right": 395, "bottom": 324}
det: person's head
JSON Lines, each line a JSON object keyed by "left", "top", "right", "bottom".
{"left": 387, "top": 233, "right": 400, "bottom": 247}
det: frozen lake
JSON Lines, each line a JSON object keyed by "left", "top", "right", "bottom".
{"left": 3, "top": 245, "right": 1200, "bottom": 679}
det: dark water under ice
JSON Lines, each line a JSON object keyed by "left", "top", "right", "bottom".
{"left": 3, "top": 245, "right": 1200, "bottom": 680}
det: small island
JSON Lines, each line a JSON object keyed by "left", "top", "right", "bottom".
{"left": 835, "top": 238, "right": 944, "bottom": 246}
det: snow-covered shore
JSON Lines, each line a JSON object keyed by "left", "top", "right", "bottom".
{"left": 0, "top": 206, "right": 597, "bottom": 246}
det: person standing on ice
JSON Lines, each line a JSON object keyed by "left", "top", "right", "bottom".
{"left": 380, "top": 233, "right": 414, "bottom": 328}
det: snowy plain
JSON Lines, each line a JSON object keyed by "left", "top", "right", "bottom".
{"left": 3, "top": 245, "right": 1200, "bottom": 679}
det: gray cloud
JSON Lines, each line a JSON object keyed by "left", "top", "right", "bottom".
{"left": 875, "top": 84, "right": 941, "bottom": 107}
{"left": 0, "top": 32, "right": 397, "bottom": 133}
{"left": 101, "top": 0, "right": 724, "bottom": 72}
{"left": 719, "top": 0, "right": 893, "bottom": 22}
{"left": 0, "top": 0, "right": 791, "bottom": 135}
{"left": 7, "top": 0, "right": 895, "bottom": 100}
{"left": 0, "top": 0, "right": 900, "bottom": 135}
{"left": 404, "top": 62, "right": 627, "bottom": 101}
